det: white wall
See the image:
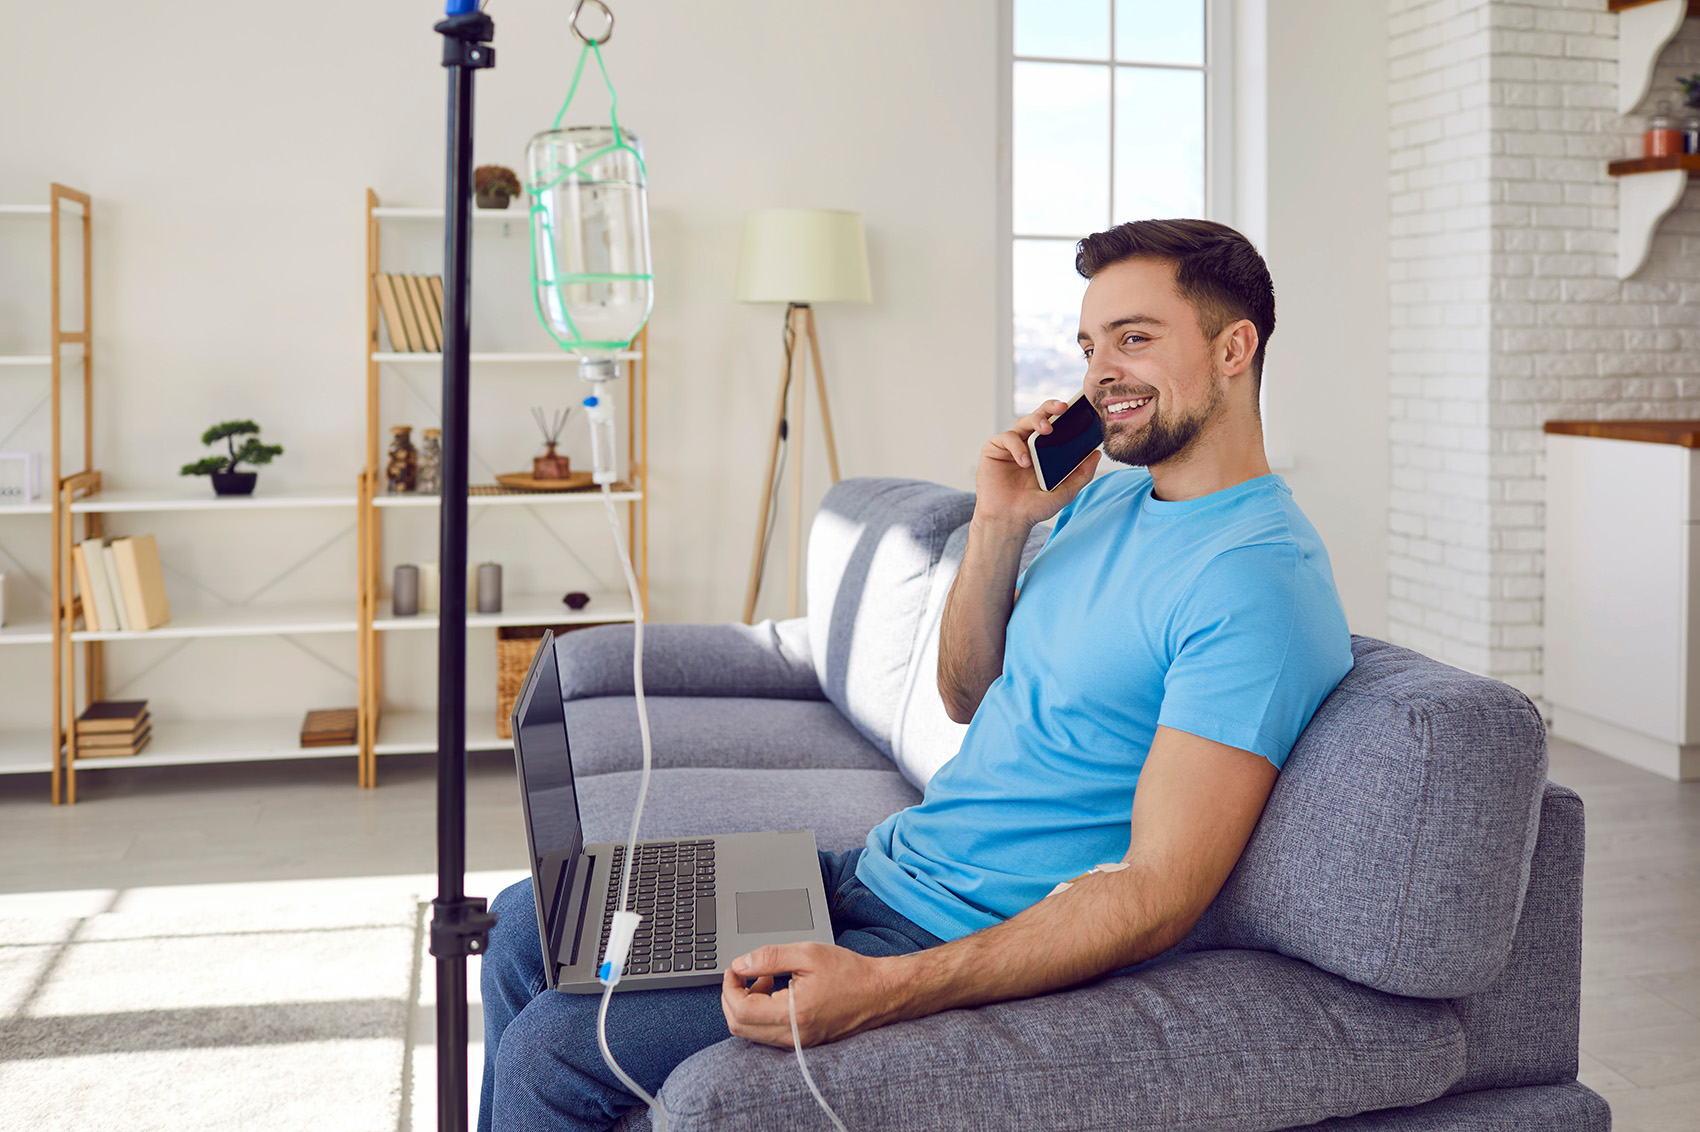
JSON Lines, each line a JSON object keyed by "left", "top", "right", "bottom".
{"left": 1262, "top": 0, "right": 1392, "bottom": 638}
{"left": 0, "top": 0, "right": 1000, "bottom": 730}
{"left": 0, "top": 0, "right": 1395, "bottom": 736}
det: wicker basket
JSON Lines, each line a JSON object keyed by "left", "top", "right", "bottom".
{"left": 496, "top": 624, "right": 596, "bottom": 738}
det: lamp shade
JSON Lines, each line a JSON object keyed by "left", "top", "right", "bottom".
{"left": 734, "top": 209, "right": 872, "bottom": 304}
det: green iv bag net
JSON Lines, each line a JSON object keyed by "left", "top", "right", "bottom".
{"left": 528, "top": 40, "right": 654, "bottom": 355}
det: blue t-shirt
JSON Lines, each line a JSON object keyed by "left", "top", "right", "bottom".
{"left": 855, "top": 469, "right": 1354, "bottom": 943}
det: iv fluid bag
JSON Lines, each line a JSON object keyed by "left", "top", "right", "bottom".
{"left": 527, "top": 125, "right": 654, "bottom": 353}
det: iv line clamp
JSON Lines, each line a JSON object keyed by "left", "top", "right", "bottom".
{"left": 436, "top": 10, "right": 496, "bottom": 69}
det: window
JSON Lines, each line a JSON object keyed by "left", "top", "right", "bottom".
{"left": 1007, "top": 0, "right": 1225, "bottom": 418}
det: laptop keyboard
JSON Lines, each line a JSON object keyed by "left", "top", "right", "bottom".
{"left": 598, "top": 839, "right": 718, "bottom": 976}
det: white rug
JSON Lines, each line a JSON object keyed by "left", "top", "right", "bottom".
{"left": 0, "top": 872, "right": 523, "bottom": 1132}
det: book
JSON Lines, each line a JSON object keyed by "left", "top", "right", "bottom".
{"left": 401, "top": 275, "right": 439, "bottom": 352}
{"left": 78, "top": 724, "right": 152, "bottom": 749}
{"left": 300, "top": 707, "right": 358, "bottom": 748}
{"left": 414, "top": 274, "right": 445, "bottom": 349}
{"left": 427, "top": 276, "right": 445, "bottom": 328}
{"left": 71, "top": 543, "right": 98, "bottom": 631}
{"left": 76, "top": 724, "right": 151, "bottom": 759}
{"left": 110, "top": 535, "right": 171, "bottom": 631}
{"left": 76, "top": 700, "right": 149, "bottom": 734}
{"left": 102, "top": 544, "right": 132, "bottom": 631}
{"left": 373, "top": 273, "right": 415, "bottom": 353}
{"left": 388, "top": 273, "right": 425, "bottom": 352}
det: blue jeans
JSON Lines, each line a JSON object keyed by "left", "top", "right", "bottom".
{"left": 478, "top": 848, "right": 942, "bottom": 1132}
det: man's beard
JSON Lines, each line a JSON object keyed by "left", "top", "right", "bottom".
{"left": 1095, "top": 382, "right": 1221, "bottom": 467}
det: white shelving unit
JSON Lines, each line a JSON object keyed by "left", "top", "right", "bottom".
{"left": 357, "top": 188, "right": 650, "bottom": 787}
{"left": 70, "top": 601, "right": 359, "bottom": 642}
{"left": 70, "top": 486, "right": 359, "bottom": 514}
{"left": 3, "top": 189, "right": 83, "bottom": 786}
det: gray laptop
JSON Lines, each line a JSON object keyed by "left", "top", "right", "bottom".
{"left": 511, "top": 630, "right": 834, "bottom": 993}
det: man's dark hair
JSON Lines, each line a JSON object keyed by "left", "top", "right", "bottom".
{"left": 1075, "top": 219, "right": 1276, "bottom": 387}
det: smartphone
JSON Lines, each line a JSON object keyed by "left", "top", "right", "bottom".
{"left": 1026, "top": 392, "right": 1104, "bottom": 491}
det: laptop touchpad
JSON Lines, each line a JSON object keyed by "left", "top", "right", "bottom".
{"left": 735, "top": 889, "right": 814, "bottom": 933}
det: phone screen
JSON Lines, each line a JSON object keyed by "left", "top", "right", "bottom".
{"left": 1031, "top": 395, "right": 1105, "bottom": 490}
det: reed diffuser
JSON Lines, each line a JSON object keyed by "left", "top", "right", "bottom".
{"left": 531, "top": 406, "right": 572, "bottom": 481}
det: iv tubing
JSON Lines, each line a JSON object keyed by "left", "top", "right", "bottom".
{"left": 594, "top": 481, "right": 668, "bottom": 1132}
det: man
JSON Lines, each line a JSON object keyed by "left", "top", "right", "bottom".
{"left": 479, "top": 218, "right": 1352, "bottom": 1131}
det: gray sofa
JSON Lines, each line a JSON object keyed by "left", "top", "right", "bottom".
{"left": 555, "top": 478, "right": 1610, "bottom": 1132}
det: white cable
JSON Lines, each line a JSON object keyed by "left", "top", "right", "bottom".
{"left": 788, "top": 985, "right": 850, "bottom": 1132}
{"left": 594, "top": 482, "right": 668, "bottom": 1132}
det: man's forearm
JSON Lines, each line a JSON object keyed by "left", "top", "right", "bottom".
{"left": 936, "top": 517, "right": 1033, "bottom": 723}
{"left": 878, "top": 865, "right": 1193, "bottom": 1023}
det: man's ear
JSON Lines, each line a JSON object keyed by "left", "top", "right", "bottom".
{"left": 1217, "top": 320, "right": 1258, "bottom": 380}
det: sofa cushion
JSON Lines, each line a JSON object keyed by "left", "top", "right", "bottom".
{"left": 563, "top": 696, "right": 891, "bottom": 777}
{"left": 890, "top": 521, "right": 1052, "bottom": 790}
{"left": 1277, "top": 1081, "right": 1610, "bottom": 1131}
{"left": 555, "top": 620, "right": 821, "bottom": 702}
{"left": 575, "top": 767, "right": 921, "bottom": 853}
{"left": 806, "top": 478, "right": 976, "bottom": 762}
{"left": 644, "top": 948, "right": 1463, "bottom": 1132}
{"left": 1174, "top": 637, "right": 1549, "bottom": 1000}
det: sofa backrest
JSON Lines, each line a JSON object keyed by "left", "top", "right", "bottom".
{"left": 1174, "top": 636, "right": 1550, "bottom": 1000}
{"left": 806, "top": 479, "right": 976, "bottom": 761}
{"left": 889, "top": 519, "right": 1050, "bottom": 790}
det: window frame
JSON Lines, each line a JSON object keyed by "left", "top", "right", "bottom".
{"left": 997, "top": 0, "right": 1249, "bottom": 425}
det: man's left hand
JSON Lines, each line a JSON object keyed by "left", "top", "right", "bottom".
{"left": 721, "top": 942, "right": 897, "bottom": 1048}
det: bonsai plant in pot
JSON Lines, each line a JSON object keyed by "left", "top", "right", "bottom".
{"left": 475, "top": 164, "right": 521, "bottom": 209}
{"left": 180, "top": 420, "right": 284, "bottom": 496}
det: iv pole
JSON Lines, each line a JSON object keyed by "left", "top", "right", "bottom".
{"left": 430, "top": 4, "right": 498, "bottom": 1132}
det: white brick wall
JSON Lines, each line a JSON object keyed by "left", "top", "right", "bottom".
{"left": 1389, "top": 0, "right": 1700, "bottom": 701}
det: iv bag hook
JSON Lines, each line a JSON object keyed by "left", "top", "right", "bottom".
{"left": 569, "top": 0, "right": 614, "bottom": 45}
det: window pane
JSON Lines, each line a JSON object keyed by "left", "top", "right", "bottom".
{"left": 1013, "top": 238, "right": 1090, "bottom": 415}
{"left": 1115, "top": 0, "right": 1203, "bottom": 66}
{"left": 1013, "top": 62, "right": 1110, "bottom": 237}
{"left": 1014, "top": 0, "right": 1108, "bottom": 60}
{"left": 1113, "top": 67, "right": 1204, "bottom": 222}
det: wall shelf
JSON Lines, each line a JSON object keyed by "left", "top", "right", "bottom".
{"left": 69, "top": 486, "right": 359, "bottom": 513}
{"left": 1609, "top": 156, "right": 1698, "bottom": 279}
{"left": 1613, "top": 0, "right": 1696, "bottom": 114}
{"left": 68, "top": 717, "right": 358, "bottom": 772}
{"left": 371, "top": 590, "right": 630, "bottom": 633}
{"left": 371, "top": 350, "right": 641, "bottom": 364}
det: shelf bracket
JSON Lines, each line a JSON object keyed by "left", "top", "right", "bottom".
{"left": 1618, "top": 168, "right": 1690, "bottom": 278}
{"left": 1618, "top": 0, "right": 1688, "bottom": 114}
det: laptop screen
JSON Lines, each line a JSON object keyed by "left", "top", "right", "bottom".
{"left": 512, "top": 633, "right": 585, "bottom": 949}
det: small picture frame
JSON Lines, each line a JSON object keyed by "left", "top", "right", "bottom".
{"left": 0, "top": 452, "right": 42, "bottom": 506}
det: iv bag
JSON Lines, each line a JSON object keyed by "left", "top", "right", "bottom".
{"left": 527, "top": 124, "right": 654, "bottom": 355}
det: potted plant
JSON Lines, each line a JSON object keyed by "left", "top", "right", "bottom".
{"left": 180, "top": 420, "right": 284, "bottom": 496}
{"left": 475, "top": 164, "right": 522, "bottom": 209}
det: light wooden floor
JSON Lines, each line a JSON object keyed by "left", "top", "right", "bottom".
{"left": 1, "top": 738, "right": 1696, "bottom": 1129}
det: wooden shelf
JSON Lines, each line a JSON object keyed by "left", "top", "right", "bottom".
{"left": 0, "top": 730, "right": 53, "bottom": 776}
{"left": 71, "top": 601, "right": 358, "bottom": 642}
{"left": 372, "top": 590, "right": 631, "bottom": 633}
{"left": 373, "top": 710, "right": 511, "bottom": 756}
{"left": 69, "top": 717, "right": 358, "bottom": 771}
{"left": 70, "top": 486, "right": 358, "bottom": 513}
{"left": 1545, "top": 419, "right": 1700, "bottom": 447}
{"left": 371, "top": 350, "right": 641, "bottom": 364}
{"left": 0, "top": 620, "right": 54, "bottom": 646}
{"left": 1608, "top": 154, "right": 1700, "bottom": 176}
{"left": 372, "top": 485, "right": 641, "bottom": 508}
{"left": 1607, "top": 0, "right": 1697, "bottom": 13}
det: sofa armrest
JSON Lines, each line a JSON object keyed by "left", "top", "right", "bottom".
{"left": 555, "top": 618, "right": 823, "bottom": 702}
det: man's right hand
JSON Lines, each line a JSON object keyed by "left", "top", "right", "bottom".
{"left": 975, "top": 399, "right": 1103, "bottom": 531}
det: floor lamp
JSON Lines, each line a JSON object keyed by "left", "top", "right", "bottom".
{"left": 736, "top": 209, "right": 872, "bottom": 623}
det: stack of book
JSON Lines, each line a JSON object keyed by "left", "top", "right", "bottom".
{"left": 71, "top": 534, "right": 171, "bottom": 632}
{"left": 300, "top": 708, "right": 358, "bottom": 749}
{"left": 76, "top": 700, "right": 151, "bottom": 758}
{"left": 373, "top": 274, "right": 447, "bottom": 353}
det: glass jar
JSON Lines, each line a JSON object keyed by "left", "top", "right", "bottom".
{"left": 1646, "top": 101, "right": 1683, "bottom": 157}
{"left": 418, "top": 428, "right": 442, "bottom": 495}
{"left": 387, "top": 425, "right": 418, "bottom": 494}
{"left": 1685, "top": 114, "right": 1700, "bottom": 156}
